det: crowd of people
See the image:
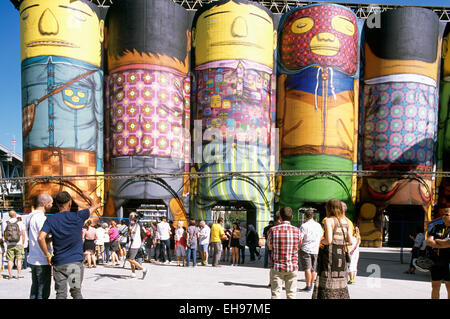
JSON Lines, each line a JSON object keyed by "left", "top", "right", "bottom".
{"left": 0, "top": 194, "right": 448, "bottom": 300}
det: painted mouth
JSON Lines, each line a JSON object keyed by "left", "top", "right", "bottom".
{"left": 211, "top": 41, "right": 263, "bottom": 49}
{"left": 26, "top": 40, "right": 78, "bottom": 48}
{"left": 310, "top": 46, "right": 339, "bottom": 52}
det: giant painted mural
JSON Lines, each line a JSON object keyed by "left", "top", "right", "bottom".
{"left": 191, "top": 0, "right": 277, "bottom": 234}
{"left": 20, "top": 0, "right": 105, "bottom": 211}
{"left": 277, "top": 3, "right": 360, "bottom": 223}
{"left": 104, "top": 0, "right": 191, "bottom": 224}
{"left": 358, "top": 7, "right": 441, "bottom": 246}
{"left": 15, "top": 0, "right": 450, "bottom": 238}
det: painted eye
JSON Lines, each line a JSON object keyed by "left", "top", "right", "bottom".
{"left": 332, "top": 16, "right": 355, "bottom": 36}
{"left": 21, "top": 12, "right": 29, "bottom": 20}
{"left": 291, "top": 17, "right": 314, "bottom": 34}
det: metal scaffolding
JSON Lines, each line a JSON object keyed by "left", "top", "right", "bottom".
{"left": 9, "top": 0, "right": 450, "bottom": 20}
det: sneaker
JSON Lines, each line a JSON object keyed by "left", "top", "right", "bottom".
{"left": 141, "top": 268, "right": 148, "bottom": 280}
{"left": 347, "top": 280, "right": 355, "bottom": 284}
{"left": 164, "top": 261, "right": 170, "bottom": 265}
{"left": 130, "top": 273, "right": 137, "bottom": 279}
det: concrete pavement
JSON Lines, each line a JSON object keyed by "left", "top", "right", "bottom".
{"left": 0, "top": 247, "right": 447, "bottom": 299}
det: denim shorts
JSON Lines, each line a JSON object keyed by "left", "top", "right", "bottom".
{"left": 199, "top": 244, "right": 209, "bottom": 252}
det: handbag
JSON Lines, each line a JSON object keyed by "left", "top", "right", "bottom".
{"left": 337, "top": 218, "right": 351, "bottom": 264}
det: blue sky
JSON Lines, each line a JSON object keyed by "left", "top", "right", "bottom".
{"left": 1, "top": 0, "right": 450, "bottom": 157}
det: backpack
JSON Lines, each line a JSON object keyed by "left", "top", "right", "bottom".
{"left": 4, "top": 220, "right": 21, "bottom": 243}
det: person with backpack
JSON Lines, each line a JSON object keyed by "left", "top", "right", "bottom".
{"left": 2, "top": 210, "right": 26, "bottom": 280}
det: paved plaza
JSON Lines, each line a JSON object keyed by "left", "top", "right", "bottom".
{"left": 0, "top": 247, "right": 447, "bottom": 299}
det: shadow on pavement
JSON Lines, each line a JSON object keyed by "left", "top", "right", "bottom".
{"left": 92, "top": 273, "right": 131, "bottom": 281}
{"left": 356, "top": 250, "right": 431, "bottom": 283}
{"left": 219, "top": 281, "right": 268, "bottom": 289}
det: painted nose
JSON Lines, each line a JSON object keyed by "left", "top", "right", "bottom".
{"left": 231, "top": 16, "right": 247, "bottom": 38}
{"left": 316, "top": 32, "right": 336, "bottom": 42}
{"left": 39, "top": 8, "right": 59, "bottom": 35}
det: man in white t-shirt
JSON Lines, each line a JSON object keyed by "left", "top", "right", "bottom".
{"left": 95, "top": 224, "right": 105, "bottom": 264}
{"left": 198, "top": 220, "right": 211, "bottom": 266}
{"left": 157, "top": 216, "right": 172, "bottom": 264}
{"left": 126, "top": 213, "right": 147, "bottom": 279}
{"left": 3, "top": 210, "right": 26, "bottom": 280}
{"left": 26, "top": 193, "right": 53, "bottom": 298}
{"left": 299, "top": 208, "right": 324, "bottom": 292}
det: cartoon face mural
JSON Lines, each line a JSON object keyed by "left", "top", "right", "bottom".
{"left": 192, "top": 0, "right": 276, "bottom": 68}
{"left": 20, "top": 0, "right": 104, "bottom": 66}
{"left": 364, "top": 7, "right": 440, "bottom": 82}
{"left": 192, "top": 0, "right": 276, "bottom": 235}
{"left": 277, "top": 4, "right": 359, "bottom": 221}
{"left": 20, "top": 0, "right": 104, "bottom": 211}
{"left": 358, "top": 7, "right": 441, "bottom": 246}
{"left": 279, "top": 4, "right": 358, "bottom": 75}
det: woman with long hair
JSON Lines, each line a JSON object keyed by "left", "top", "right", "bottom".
{"left": 230, "top": 223, "right": 241, "bottom": 266}
{"left": 312, "top": 199, "right": 352, "bottom": 299}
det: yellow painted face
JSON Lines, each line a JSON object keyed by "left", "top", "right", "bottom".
{"left": 193, "top": 1, "right": 276, "bottom": 68}
{"left": 20, "top": 0, "right": 104, "bottom": 66}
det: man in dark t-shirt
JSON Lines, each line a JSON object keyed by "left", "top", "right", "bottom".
{"left": 426, "top": 210, "right": 450, "bottom": 299}
{"left": 38, "top": 191, "right": 100, "bottom": 299}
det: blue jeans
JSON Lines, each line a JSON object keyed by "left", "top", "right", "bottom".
{"left": 30, "top": 264, "right": 51, "bottom": 299}
{"left": 264, "top": 244, "right": 271, "bottom": 268}
{"left": 104, "top": 243, "right": 111, "bottom": 262}
{"left": 160, "top": 239, "right": 171, "bottom": 262}
{"left": 186, "top": 247, "right": 197, "bottom": 267}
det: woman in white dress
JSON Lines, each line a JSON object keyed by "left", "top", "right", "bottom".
{"left": 347, "top": 226, "right": 361, "bottom": 284}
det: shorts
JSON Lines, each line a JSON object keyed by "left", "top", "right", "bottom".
{"left": 299, "top": 250, "right": 318, "bottom": 272}
{"left": 120, "top": 241, "right": 127, "bottom": 249}
{"left": 176, "top": 245, "right": 186, "bottom": 257}
{"left": 430, "top": 260, "right": 450, "bottom": 282}
{"left": 95, "top": 244, "right": 105, "bottom": 255}
{"left": 6, "top": 245, "right": 24, "bottom": 262}
{"left": 83, "top": 239, "right": 95, "bottom": 252}
{"left": 230, "top": 238, "right": 240, "bottom": 248}
{"left": 126, "top": 248, "right": 139, "bottom": 260}
{"left": 110, "top": 241, "right": 119, "bottom": 252}
{"left": 199, "top": 244, "right": 209, "bottom": 252}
